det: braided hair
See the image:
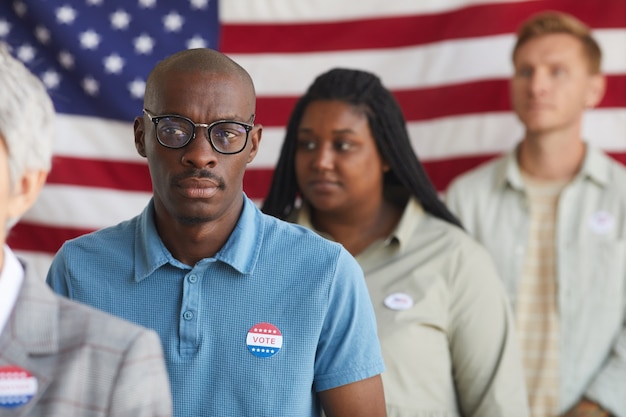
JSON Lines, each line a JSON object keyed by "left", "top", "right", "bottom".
{"left": 261, "top": 68, "right": 462, "bottom": 228}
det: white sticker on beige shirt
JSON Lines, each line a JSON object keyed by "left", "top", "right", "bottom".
{"left": 588, "top": 211, "right": 615, "bottom": 235}
{"left": 384, "top": 293, "right": 414, "bottom": 311}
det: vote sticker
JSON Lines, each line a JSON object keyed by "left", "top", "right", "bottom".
{"left": 589, "top": 211, "right": 615, "bottom": 235}
{"left": 246, "top": 322, "right": 283, "bottom": 358}
{"left": 384, "top": 292, "right": 414, "bottom": 311}
{"left": 0, "top": 365, "right": 38, "bottom": 408}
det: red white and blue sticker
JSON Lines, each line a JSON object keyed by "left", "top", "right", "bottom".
{"left": 246, "top": 322, "right": 283, "bottom": 358}
{"left": 0, "top": 365, "right": 38, "bottom": 408}
{"left": 384, "top": 292, "right": 414, "bottom": 311}
{"left": 589, "top": 211, "right": 615, "bottom": 235}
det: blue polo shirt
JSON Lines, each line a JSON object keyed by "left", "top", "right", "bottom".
{"left": 47, "top": 195, "right": 385, "bottom": 417}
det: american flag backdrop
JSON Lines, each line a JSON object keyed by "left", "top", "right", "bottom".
{"left": 2, "top": 0, "right": 625, "bottom": 279}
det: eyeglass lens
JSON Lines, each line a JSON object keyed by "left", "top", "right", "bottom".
{"left": 156, "top": 116, "right": 248, "bottom": 153}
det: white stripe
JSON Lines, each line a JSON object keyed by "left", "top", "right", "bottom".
{"left": 52, "top": 108, "right": 626, "bottom": 166}
{"left": 581, "top": 109, "right": 626, "bottom": 151}
{"left": 22, "top": 185, "right": 152, "bottom": 229}
{"left": 231, "top": 35, "right": 517, "bottom": 95}
{"left": 54, "top": 114, "right": 139, "bottom": 160}
{"left": 228, "top": 30, "right": 626, "bottom": 95}
{"left": 412, "top": 108, "right": 626, "bottom": 159}
{"left": 408, "top": 113, "right": 523, "bottom": 160}
{"left": 597, "top": 30, "right": 626, "bottom": 73}
{"left": 251, "top": 108, "right": 626, "bottom": 167}
{"left": 220, "top": 0, "right": 534, "bottom": 23}
{"left": 251, "top": 114, "right": 522, "bottom": 168}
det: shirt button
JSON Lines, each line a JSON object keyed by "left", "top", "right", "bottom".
{"left": 188, "top": 274, "right": 198, "bottom": 283}
{"left": 183, "top": 311, "right": 194, "bottom": 320}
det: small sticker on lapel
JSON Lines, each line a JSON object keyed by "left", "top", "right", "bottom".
{"left": 0, "top": 365, "right": 38, "bottom": 408}
{"left": 247, "top": 322, "right": 283, "bottom": 358}
{"left": 384, "top": 293, "right": 414, "bottom": 311}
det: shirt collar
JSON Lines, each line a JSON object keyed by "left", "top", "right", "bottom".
{"left": 579, "top": 145, "right": 611, "bottom": 186}
{"left": 498, "top": 144, "right": 609, "bottom": 191}
{"left": 294, "top": 198, "right": 425, "bottom": 251}
{"left": 390, "top": 198, "right": 426, "bottom": 248}
{"left": 0, "top": 245, "right": 25, "bottom": 336}
{"left": 134, "top": 195, "right": 263, "bottom": 282}
{"left": 214, "top": 195, "right": 264, "bottom": 274}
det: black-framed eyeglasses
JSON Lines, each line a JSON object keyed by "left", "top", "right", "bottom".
{"left": 143, "top": 109, "right": 255, "bottom": 154}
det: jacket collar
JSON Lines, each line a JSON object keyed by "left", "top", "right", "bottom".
{"left": 497, "top": 144, "right": 609, "bottom": 191}
{"left": 0, "top": 269, "right": 60, "bottom": 411}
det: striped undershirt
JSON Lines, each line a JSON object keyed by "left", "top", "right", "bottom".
{"left": 516, "top": 173, "right": 568, "bottom": 417}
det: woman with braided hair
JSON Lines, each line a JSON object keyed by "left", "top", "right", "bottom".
{"left": 262, "top": 68, "right": 529, "bottom": 416}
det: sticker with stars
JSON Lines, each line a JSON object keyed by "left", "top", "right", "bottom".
{"left": 0, "top": 365, "right": 38, "bottom": 409}
{"left": 246, "top": 323, "right": 283, "bottom": 358}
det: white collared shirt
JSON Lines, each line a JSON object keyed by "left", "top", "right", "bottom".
{"left": 0, "top": 245, "right": 25, "bottom": 336}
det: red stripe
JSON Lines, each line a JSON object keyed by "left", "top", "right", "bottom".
{"left": 428, "top": 152, "right": 626, "bottom": 190}
{"left": 425, "top": 151, "right": 626, "bottom": 191}
{"left": 256, "top": 74, "right": 626, "bottom": 126}
{"left": 240, "top": 156, "right": 502, "bottom": 200}
{"left": 600, "top": 75, "right": 626, "bottom": 108}
{"left": 48, "top": 156, "right": 152, "bottom": 191}
{"left": 46, "top": 156, "right": 283, "bottom": 197}
{"left": 12, "top": 151, "right": 626, "bottom": 254}
{"left": 243, "top": 168, "right": 274, "bottom": 200}
{"left": 7, "top": 222, "right": 95, "bottom": 254}
{"left": 219, "top": 0, "right": 626, "bottom": 53}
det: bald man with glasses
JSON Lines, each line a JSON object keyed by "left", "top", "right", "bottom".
{"left": 47, "top": 48, "right": 387, "bottom": 417}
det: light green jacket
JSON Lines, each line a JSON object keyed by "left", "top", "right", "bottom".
{"left": 447, "top": 145, "right": 626, "bottom": 416}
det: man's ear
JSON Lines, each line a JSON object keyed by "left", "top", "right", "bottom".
{"left": 247, "top": 124, "right": 263, "bottom": 164}
{"left": 586, "top": 73, "right": 606, "bottom": 108}
{"left": 7, "top": 169, "right": 48, "bottom": 220}
{"left": 134, "top": 116, "right": 147, "bottom": 157}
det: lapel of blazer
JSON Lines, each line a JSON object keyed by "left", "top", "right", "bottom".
{"left": 0, "top": 273, "right": 60, "bottom": 415}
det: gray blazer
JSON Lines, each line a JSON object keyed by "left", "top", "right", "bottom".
{"left": 0, "top": 272, "right": 172, "bottom": 417}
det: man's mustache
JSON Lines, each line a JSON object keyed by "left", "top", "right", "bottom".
{"left": 172, "top": 169, "right": 226, "bottom": 189}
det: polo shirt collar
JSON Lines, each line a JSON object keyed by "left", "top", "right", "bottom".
{"left": 213, "top": 195, "right": 263, "bottom": 275}
{"left": 134, "top": 195, "right": 263, "bottom": 282}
